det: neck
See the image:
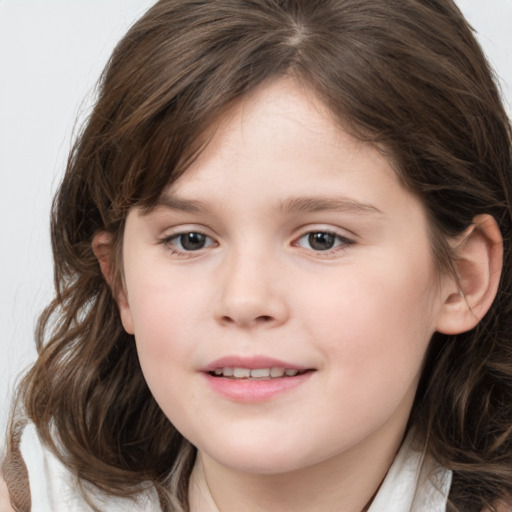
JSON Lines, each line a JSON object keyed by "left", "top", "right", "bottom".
{"left": 189, "top": 425, "right": 406, "bottom": 512}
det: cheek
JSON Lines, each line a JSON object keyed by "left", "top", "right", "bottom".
{"left": 123, "top": 273, "right": 205, "bottom": 390}
{"left": 291, "top": 264, "right": 440, "bottom": 448}
{"left": 126, "top": 263, "right": 208, "bottom": 339}
{"left": 302, "top": 255, "right": 440, "bottom": 381}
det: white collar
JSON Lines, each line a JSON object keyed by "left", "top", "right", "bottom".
{"left": 368, "top": 430, "right": 451, "bottom": 512}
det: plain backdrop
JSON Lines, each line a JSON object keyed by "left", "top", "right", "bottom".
{"left": 1, "top": 0, "right": 511, "bottom": 440}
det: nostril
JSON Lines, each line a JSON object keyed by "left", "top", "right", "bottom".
{"left": 256, "top": 315, "right": 273, "bottom": 322}
{"left": 220, "top": 314, "right": 274, "bottom": 325}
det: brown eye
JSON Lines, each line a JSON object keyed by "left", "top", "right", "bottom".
{"left": 296, "top": 231, "right": 354, "bottom": 253}
{"left": 179, "top": 232, "right": 208, "bottom": 250}
{"left": 307, "top": 232, "right": 336, "bottom": 251}
{"left": 164, "top": 232, "right": 216, "bottom": 252}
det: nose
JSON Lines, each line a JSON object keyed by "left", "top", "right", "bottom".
{"left": 214, "top": 249, "right": 289, "bottom": 329}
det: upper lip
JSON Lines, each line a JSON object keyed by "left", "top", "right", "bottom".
{"left": 201, "top": 356, "right": 311, "bottom": 372}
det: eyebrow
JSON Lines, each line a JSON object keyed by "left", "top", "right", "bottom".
{"left": 280, "top": 196, "right": 383, "bottom": 215}
{"left": 155, "top": 192, "right": 383, "bottom": 216}
{"left": 155, "top": 193, "right": 209, "bottom": 213}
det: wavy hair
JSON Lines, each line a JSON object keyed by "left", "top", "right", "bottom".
{"left": 4, "top": 0, "right": 512, "bottom": 510}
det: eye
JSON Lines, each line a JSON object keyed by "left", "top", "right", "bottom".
{"left": 296, "top": 231, "right": 353, "bottom": 252}
{"left": 164, "top": 232, "right": 216, "bottom": 252}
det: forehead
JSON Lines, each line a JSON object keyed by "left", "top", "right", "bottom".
{"left": 166, "top": 78, "right": 404, "bottom": 211}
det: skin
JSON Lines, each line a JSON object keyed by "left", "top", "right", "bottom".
{"left": 0, "top": 477, "right": 15, "bottom": 512}
{"left": 111, "top": 78, "right": 486, "bottom": 511}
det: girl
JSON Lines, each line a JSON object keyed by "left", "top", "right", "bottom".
{"left": 2, "top": 0, "right": 511, "bottom": 510}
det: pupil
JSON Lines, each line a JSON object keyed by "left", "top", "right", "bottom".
{"left": 181, "top": 233, "right": 206, "bottom": 250}
{"left": 308, "top": 232, "right": 335, "bottom": 251}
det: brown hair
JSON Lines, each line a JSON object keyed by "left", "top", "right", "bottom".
{"left": 4, "top": 0, "right": 512, "bottom": 510}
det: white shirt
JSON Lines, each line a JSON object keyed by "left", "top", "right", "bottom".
{"left": 19, "top": 423, "right": 158, "bottom": 512}
{"left": 20, "top": 423, "right": 451, "bottom": 511}
{"left": 367, "top": 430, "right": 452, "bottom": 511}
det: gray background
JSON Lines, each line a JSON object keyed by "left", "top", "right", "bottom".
{"left": 1, "top": 0, "right": 511, "bottom": 439}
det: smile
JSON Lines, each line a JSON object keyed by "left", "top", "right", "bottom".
{"left": 211, "top": 367, "right": 306, "bottom": 379}
{"left": 203, "top": 363, "right": 315, "bottom": 402}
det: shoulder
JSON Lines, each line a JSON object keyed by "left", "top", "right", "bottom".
{"left": 0, "top": 477, "right": 15, "bottom": 512}
{"left": 7, "top": 422, "right": 160, "bottom": 512}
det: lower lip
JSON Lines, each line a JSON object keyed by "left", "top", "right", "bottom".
{"left": 203, "top": 371, "right": 314, "bottom": 402}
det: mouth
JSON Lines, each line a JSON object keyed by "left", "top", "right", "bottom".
{"left": 202, "top": 357, "right": 315, "bottom": 401}
{"left": 209, "top": 367, "right": 310, "bottom": 380}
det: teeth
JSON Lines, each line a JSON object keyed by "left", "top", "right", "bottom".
{"left": 250, "top": 368, "right": 270, "bottom": 378}
{"left": 233, "top": 367, "right": 251, "bottom": 378}
{"left": 270, "top": 367, "right": 285, "bottom": 377}
{"left": 212, "top": 367, "right": 304, "bottom": 379}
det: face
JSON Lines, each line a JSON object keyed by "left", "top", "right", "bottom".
{"left": 118, "top": 78, "right": 451, "bottom": 475}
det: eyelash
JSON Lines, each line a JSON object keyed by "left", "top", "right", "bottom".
{"left": 159, "top": 229, "right": 355, "bottom": 257}
{"left": 294, "top": 231, "right": 355, "bottom": 254}
{"left": 159, "top": 232, "right": 217, "bottom": 257}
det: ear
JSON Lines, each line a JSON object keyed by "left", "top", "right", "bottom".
{"left": 436, "top": 214, "right": 503, "bottom": 335}
{"left": 92, "top": 231, "right": 134, "bottom": 334}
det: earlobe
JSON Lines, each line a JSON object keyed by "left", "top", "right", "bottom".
{"left": 436, "top": 214, "right": 503, "bottom": 335}
{"left": 92, "top": 231, "right": 135, "bottom": 334}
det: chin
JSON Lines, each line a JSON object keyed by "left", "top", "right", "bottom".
{"left": 197, "top": 434, "right": 325, "bottom": 475}
{"left": 215, "top": 453, "right": 307, "bottom": 475}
